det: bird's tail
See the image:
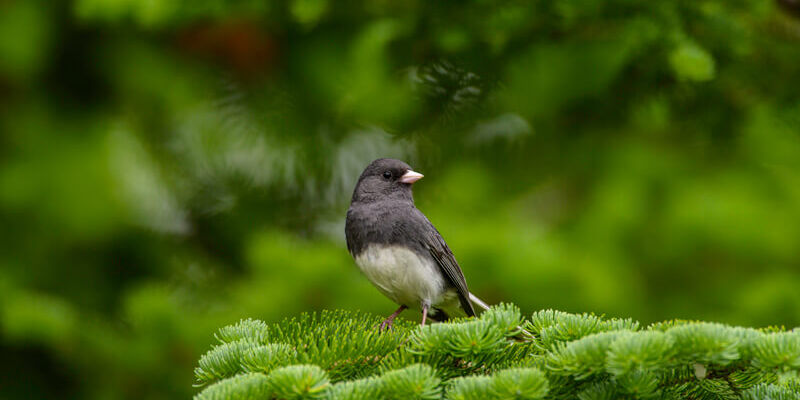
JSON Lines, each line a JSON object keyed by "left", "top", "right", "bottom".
{"left": 469, "top": 292, "right": 492, "bottom": 312}
{"left": 468, "top": 292, "right": 533, "bottom": 338}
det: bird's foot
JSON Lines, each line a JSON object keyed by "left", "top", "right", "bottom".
{"left": 377, "top": 305, "right": 407, "bottom": 332}
{"left": 379, "top": 318, "right": 395, "bottom": 331}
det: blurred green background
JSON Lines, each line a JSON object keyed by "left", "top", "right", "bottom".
{"left": 2, "top": 0, "right": 800, "bottom": 398}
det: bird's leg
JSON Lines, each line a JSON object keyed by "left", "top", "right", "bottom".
{"left": 421, "top": 303, "right": 429, "bottom": 327}
{"left": 380, "top": 305, "right": 407, "bottom": 331}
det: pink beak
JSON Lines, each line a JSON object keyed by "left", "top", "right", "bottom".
{"left": 399, "top": 170, "right": 424, "bottom": 184}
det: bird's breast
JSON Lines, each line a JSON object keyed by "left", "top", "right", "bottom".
{"left": 354, "top": 244, "right": 446, "bottom": 308}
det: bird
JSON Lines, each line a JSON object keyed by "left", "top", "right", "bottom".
{"left": 345, "top": 158, "right": 490, "bottom": 329}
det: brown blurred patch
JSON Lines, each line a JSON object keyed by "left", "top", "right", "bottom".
{"left": 777, "top": 0, "right": 800, "bottom": 18}
{"left": 176, "top": 19, "right": 279, "bottom": 78}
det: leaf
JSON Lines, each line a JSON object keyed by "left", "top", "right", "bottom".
{"left": 489, "top": 367, "right": 549, "bottom": 400}
{"left": 268, "top": 365, "right": 330, "bottom": 400}
{"left": 194, "top": 373, "right": 271, "bottom": 400}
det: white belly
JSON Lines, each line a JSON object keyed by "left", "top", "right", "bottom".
{"left": 355, "top": 244, "right": 450, "bottom": 309}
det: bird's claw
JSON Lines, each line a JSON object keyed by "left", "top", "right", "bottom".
{"left": 379, "top": 318, "right": 394, "bottom": 331}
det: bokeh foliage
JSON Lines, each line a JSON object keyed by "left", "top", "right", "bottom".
{"left": 1, "top": 0, "right": 800, "bottom": 398}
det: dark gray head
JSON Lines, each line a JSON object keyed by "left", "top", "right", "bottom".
{"left": 351, "top": 158, "right": 424, "bottom": 204}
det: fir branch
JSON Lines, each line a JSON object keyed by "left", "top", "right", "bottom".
{"left": 192, "top": 306, "right": 800, "bottom": 399}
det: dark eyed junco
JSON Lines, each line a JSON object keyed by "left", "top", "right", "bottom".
{"left": 345, "top": 159, "right": 489, "bottom": 329}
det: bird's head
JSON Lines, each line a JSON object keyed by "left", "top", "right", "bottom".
{"left": 351, "top": 158, "right": 424, "bottom": 204}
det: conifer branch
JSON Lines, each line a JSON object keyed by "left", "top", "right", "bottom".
{"left": 193, "top": 305, "right": 800, "bottom": 399}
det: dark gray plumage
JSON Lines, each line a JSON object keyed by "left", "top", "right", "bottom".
{"left": 345, "top": 158, "right": 476, "bottom": 328}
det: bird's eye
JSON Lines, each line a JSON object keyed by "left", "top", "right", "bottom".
{"left": 382, "top": 171, "right": 392, "bottom": 179}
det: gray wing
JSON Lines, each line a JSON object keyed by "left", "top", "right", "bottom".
{"left": 411, "top": 208, "right": 476, "bottom": 317}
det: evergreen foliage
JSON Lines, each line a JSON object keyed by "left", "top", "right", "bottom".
{"left": 193, "top": 306, "right": 800, "bottom": 399}
{"left": 5, "top": 0, "right": 800, "bottom": 398}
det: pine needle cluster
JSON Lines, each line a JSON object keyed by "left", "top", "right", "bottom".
{"left": 193, "top": 305, "right": 800, "bottom": 399}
